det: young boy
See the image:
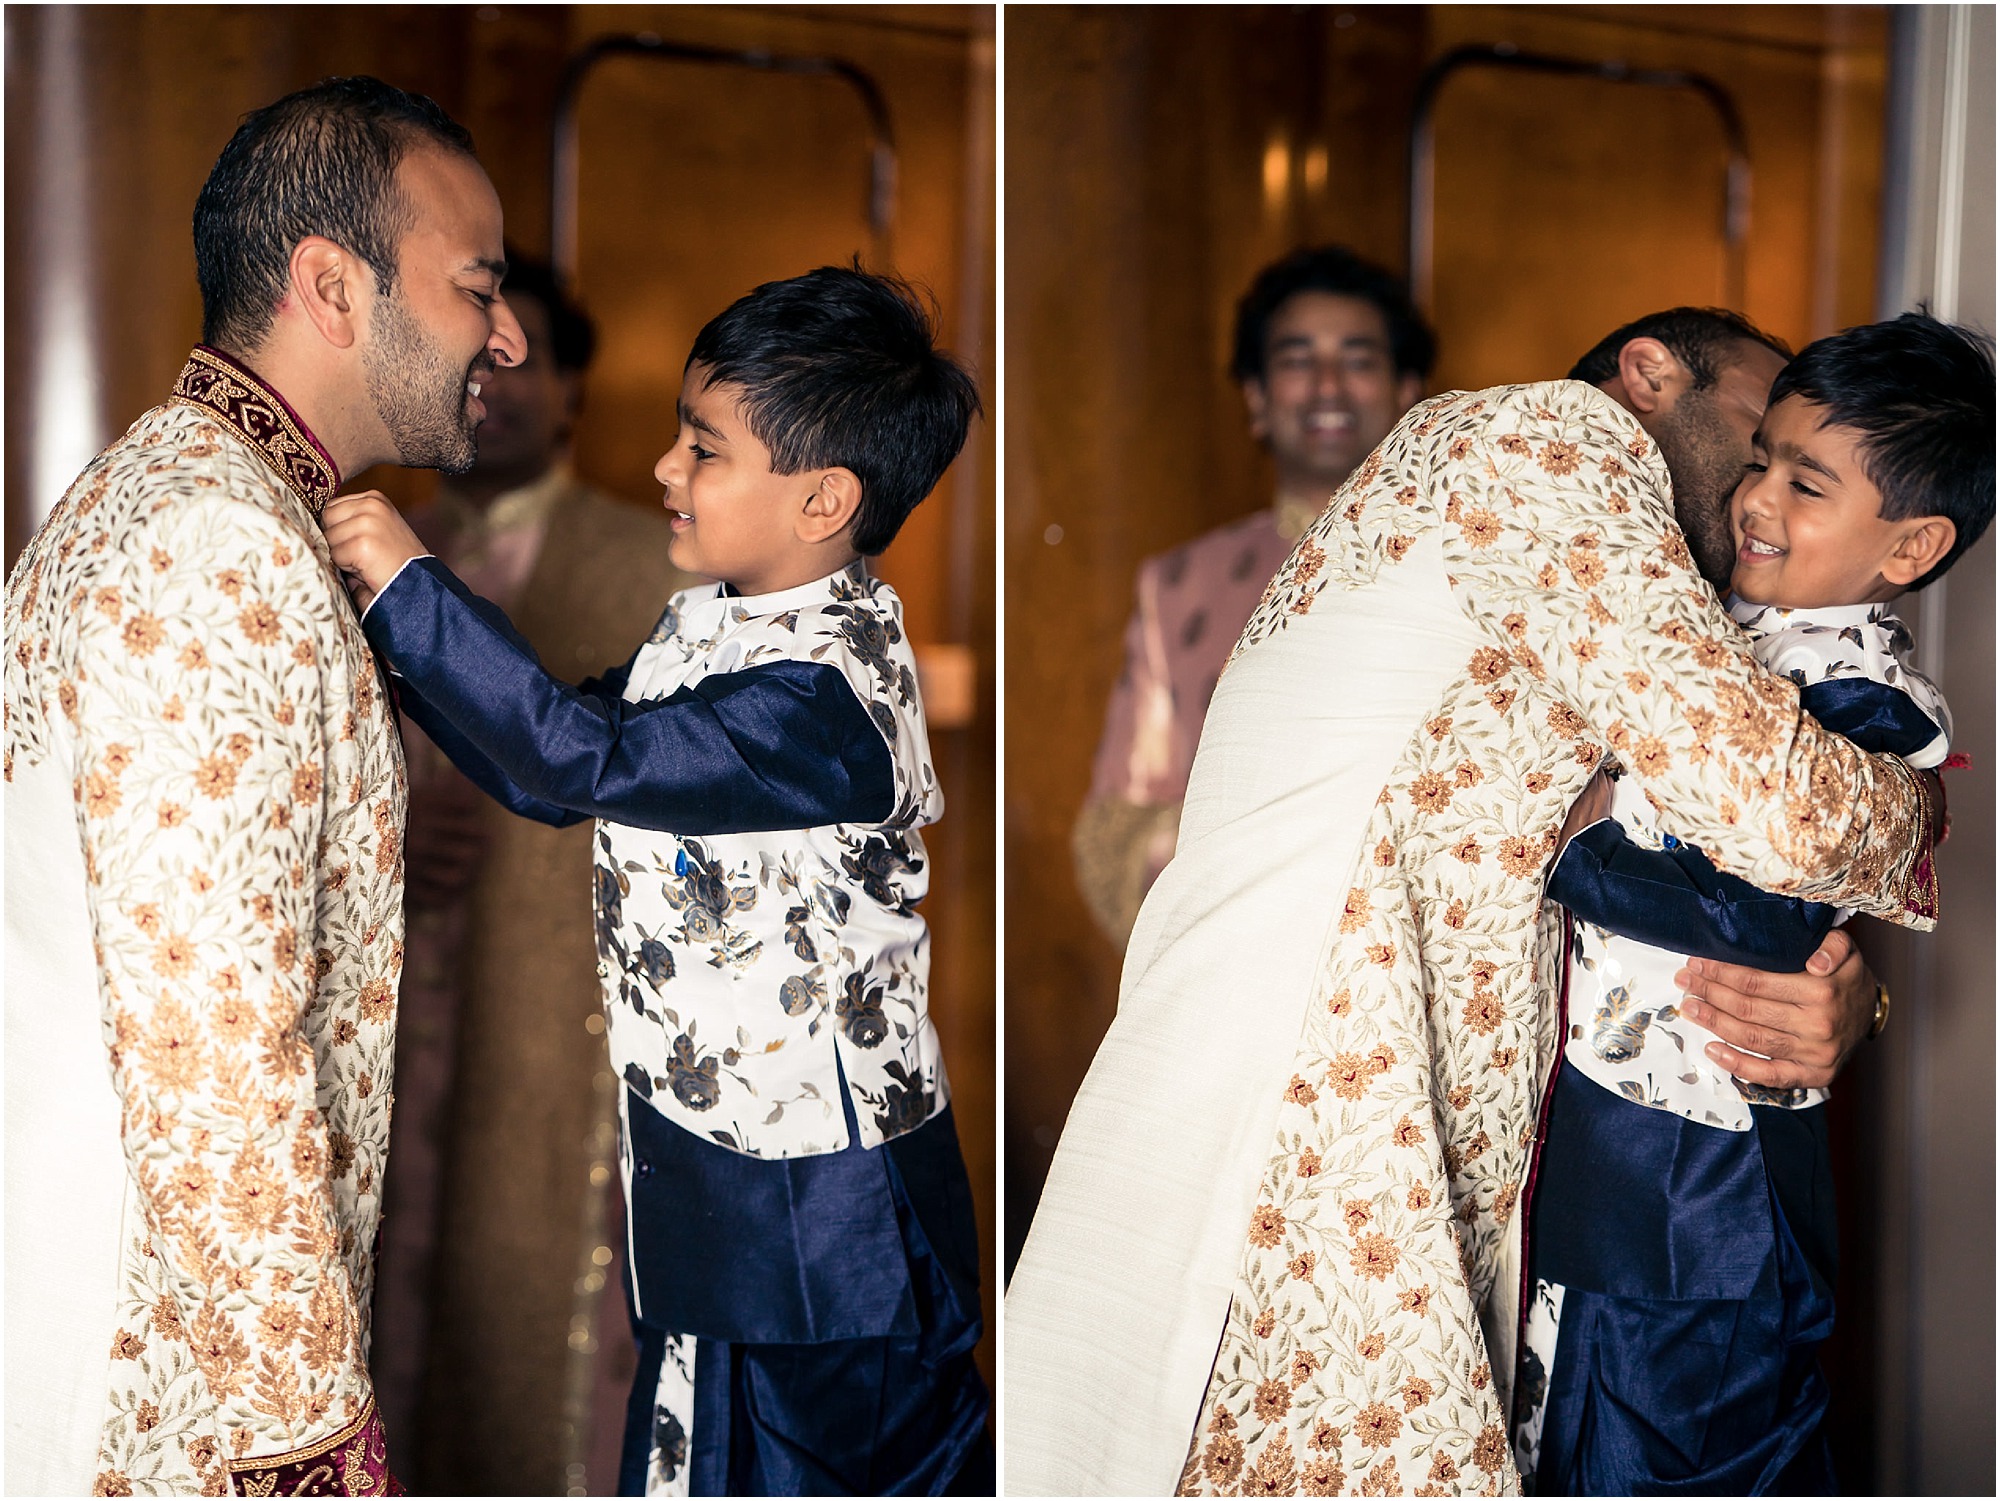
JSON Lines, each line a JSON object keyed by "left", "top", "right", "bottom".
{"left": 325, "top": 267, "right": 990, "bottom": 1496}
{"left": 1515, "top": 312, "right": 1992, "bottom": 1493}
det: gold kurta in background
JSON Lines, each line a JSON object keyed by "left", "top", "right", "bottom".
{"left": 373, "top": 473, "right": 694, "bottom": 1494}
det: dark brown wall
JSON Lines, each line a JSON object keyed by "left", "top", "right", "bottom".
{"left": 6, "top": 0, "right": 996, "bottom": 1393}
{"left": 1003, "top": 4, "right": 1888, "bottom": 1271}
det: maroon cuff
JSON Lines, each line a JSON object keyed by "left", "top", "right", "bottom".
{"left": 228, "top": 1397, "right": 400, "bottom": 1495}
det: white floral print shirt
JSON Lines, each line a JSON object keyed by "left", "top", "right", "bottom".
{"left": 601, "top": 564, "right": 947, "bottom": 1158}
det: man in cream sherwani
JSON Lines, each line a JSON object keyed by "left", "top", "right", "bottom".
{"left": 1004, "top": 309, "right": 1937, "bottom": 1496}
{"left": 5, "top": 76, "right": 524, "bottom": 1494}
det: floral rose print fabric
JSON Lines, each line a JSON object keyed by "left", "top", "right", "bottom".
{"left": 601, "top": 563, "right": 947, "bottom": 1159}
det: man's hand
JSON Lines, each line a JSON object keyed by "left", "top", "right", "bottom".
{"left": 1675, "top": 927, "right": 1876, "bottom": 1090}
{"left": 323, "top": 491, "right": 426, "bottom": 610}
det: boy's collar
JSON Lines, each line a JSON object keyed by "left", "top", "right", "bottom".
{"left": 1726, "top": 594, "right": 1898, "bottom": 630}
{"left": 704, "top": 558, "right": 873, "bottom": 612}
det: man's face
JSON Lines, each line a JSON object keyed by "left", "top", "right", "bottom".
{"left": 1650, "top": 339, "right": 1790, "bottom": 591}
{"left": 463, "top": 293, "right": 576, "bottom": 485}
{"left": 1243, "top": 291, "right": 1422, "bottom": 494}
{"left": 360, "top": 147, "right": 525, "bottom": 474}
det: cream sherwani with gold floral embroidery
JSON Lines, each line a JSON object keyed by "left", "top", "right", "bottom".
{"left": 5, "top": 348, "right": 406, "bottom": 1495}
{"left": 1003, "top": 381, "right": 1932, "bottom": 1498}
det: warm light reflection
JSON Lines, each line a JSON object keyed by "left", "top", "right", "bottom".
{"left": 1303, "top": 143, "right": 1329, "bottom": 197}
{"left": 1262, "top": 134, "right": 1290, "bottom": 213}
{"left": 32, "top": 7, "right": 102, "bottom": 533}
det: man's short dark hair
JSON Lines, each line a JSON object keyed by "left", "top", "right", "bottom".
{"left": 496, "top": 250, "right": 597, "bottom": 374}
{"left": 194, "top": 76, "right": 476, "bottom": 352}
{"left": 1767, "top": 312, "right": 1994, "bottom": 590}
{"left": 1229, "top": 245, "right": 1436, "bottom": 384}
{"left": 686, "top": 266, "right": 981, "bottom": 556}
{"left": 1567, "top": 307, "right": 1792, "bottom": 391}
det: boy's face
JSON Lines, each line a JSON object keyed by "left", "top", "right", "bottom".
{"left": 1729, "top": 395, "right": 1936, "bottom": 608}
{"left": 654, "top": 367, "right": 825, "bottom": 594}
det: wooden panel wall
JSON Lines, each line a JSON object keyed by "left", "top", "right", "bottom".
{"left": 1004, "top": 4, "right": 1888, "bottom": 1274}
{"left": 5, "top": 0, "right": 996, "bottom": 1393}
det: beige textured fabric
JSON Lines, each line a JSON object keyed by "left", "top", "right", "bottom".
{"left": 407, "top": 481, "right": 693, "bottom": 1496}
{"left": 4, "top": 389, "right": 406, "bottom": 1493}
{"left": 1005, "top": 382, "right": 1932, "bottom": 1498}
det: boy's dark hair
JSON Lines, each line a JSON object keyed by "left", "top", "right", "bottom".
{"left": 195, "top": 76, "right": 476, "bottom": 353}
{"left": 496, "top": 249, "right": 597, "bottom": 374}
{"left": 1567, "top": 306, "right": 1792, "bottom": 390}
{"left": 687, "top": 266, "right": 981, "bottom": 555}
{"left": 1767, "top": 312, "right": 1995, "bottom": 590}
{"left": 1229, "top": 245, "right": 1436, "bottom": 384}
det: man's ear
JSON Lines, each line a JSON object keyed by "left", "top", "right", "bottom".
{"left": 1395, "top": 371, "right": 1423, "bottom": 412}
{"left": 799, "top": 468, "right": 863, "bottom": 544}
{"left": 1613, "top": 336, "right": 1691, "bottom": 418}
{"left": 1241, "top": 378, "right": 1271, "bottom": 442}
{"left": 1881, "top": 515, "right": 1957, "bottom": 587}
{"left": 288, "top": 236, "right": 367, "bottom": 351}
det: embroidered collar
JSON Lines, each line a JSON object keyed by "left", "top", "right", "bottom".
{"left": 171, "top": 345, "right": 341, "bottom": 514}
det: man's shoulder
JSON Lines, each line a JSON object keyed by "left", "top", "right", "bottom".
{"left": 95, "top": 401, "right": 300, "bottom": 520}
{"left": 25, "top": 402, "right": 307, "bottom": 575}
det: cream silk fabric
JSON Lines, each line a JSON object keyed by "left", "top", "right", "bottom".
{"left": 5, "top": 377, "right": 405, "bottom": 1493}
{"left": 1004, "top": 382, "right": 1931, "bottom": 1498}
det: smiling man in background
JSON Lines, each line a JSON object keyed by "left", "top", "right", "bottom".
{"left": 1073, "top": 246, "right": 1432, "bottom": 945}
{"left": 4, "top": 76, "right": 523, "bottom": 1494}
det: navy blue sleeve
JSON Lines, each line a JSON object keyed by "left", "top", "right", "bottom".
{"left": 1548, "top": 817, "right": 1837, "bottom": 972}
{"left": 363, "top": 556, "right": 896, "bottom": 834}
{"left": 1548, "top": 679, "right": 1938, "bottom": 968}
{"left": 1797, "top": 678, "right": 1944, "bottom": 757}
{"left": 391, "top": 675, "right": 586, "bottom": 827}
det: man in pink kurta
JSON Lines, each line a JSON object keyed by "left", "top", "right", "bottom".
{"left": 1074, "top": 248, "right": 1431, "bottom": 944}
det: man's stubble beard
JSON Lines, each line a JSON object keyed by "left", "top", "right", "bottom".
{"left": 1650, "top": 389, "right": 1741, "bottom": 594}
{"left": 363, "top": 291, "right": 481, "bottom": 475}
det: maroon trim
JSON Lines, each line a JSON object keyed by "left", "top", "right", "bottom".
{"left": 171, "top": 345, "right": 341, "bottom": 514}
{"left": 227, "top": 1398, "right": 402, "bottom": 1495}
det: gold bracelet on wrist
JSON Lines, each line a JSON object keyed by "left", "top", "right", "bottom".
{"left": 1867, "top": 980, "right": 1891, "bottom": 1041}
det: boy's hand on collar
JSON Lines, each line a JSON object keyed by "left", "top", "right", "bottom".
{"left": 324, "top": 490, "right": 427, "bottom": 612}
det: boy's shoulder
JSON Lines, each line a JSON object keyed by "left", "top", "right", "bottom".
{"left": 1735, "top": 597, "right": 1951, "bottom": 762}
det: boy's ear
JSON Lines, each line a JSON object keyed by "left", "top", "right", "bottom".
{"left": 799, "top": 468, "right": 863, "bottom": 545}
{"left": 1881, "top": 515, "right": 1957, "bottom": 586}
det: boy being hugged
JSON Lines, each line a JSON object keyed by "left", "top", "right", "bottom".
{"left": 1516, "top": 312, "right": 1993, "bottom": 1494}
{"left": 327, "top": 266, "right": 989, "bottom": 1496}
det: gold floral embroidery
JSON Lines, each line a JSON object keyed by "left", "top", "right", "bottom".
{"left": 1183, "top": 382, "right": 1930, "bottom": 1498}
